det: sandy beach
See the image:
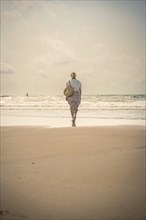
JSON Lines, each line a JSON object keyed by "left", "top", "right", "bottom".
{"left": 0, "top": 125, "right": 145, "bottom": 220}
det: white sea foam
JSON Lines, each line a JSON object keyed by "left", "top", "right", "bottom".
{"left": 1, "top": 95, "right": 145, "bottom": 127}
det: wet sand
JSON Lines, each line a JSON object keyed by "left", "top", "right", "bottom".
{"left": 0, "top": 126, "right": 145, "bottom": 220}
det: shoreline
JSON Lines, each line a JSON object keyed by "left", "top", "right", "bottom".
{"left": 1, "top": 125, "right": 145, "bottom": 220}
{"left": 1, "top": 114, "right": 145, "bottom": 127}
{"left": 1, "top": 124, "right": 145, "bottom": 129}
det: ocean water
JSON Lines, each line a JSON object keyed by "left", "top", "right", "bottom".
{"left": 1, "top": 95, "right": 145, "bottom": 127}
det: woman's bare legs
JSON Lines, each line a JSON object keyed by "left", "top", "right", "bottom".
{"left": 71, "top": 109, "right": 78, "bottom": 127}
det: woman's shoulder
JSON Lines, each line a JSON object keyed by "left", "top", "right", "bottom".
{"left": 76, "top": 79, "right": 82, "bottom": 85}
{"left": 73, "top": 79, "right": 81, "bottom": 83}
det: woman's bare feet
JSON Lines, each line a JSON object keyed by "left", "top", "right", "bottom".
{"left": 72, "top": 120, "right": 76, "bottom": 127}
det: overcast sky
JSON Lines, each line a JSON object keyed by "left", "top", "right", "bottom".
{"left": 1, "top": 0, "right": 145, "bottom": 95}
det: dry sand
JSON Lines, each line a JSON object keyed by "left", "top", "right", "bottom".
{"left": 0, "top": 126, "right": 145, "bottom": 220}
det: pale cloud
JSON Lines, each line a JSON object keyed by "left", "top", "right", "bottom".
{"left": 1, "top": 0, "right": 145, "bottom": 95}
{"left": 1, "top": 0, "right": 63, "bottom": 23}
{"left": 14, "top": 0, "right": 37, "bottom": 11}
{"left": 45, "top": 1, "right": 65, "bottom": 18}
{"left": 77, "top": 43, "right": 145, "bottom": 94}
{"left": 39, "top": 36, "right": 66, "bottom": 52}
{"left": 1, "top": 10, "right": 20, "bottom": 22}
{"left": 91, "top": 43, "right": 145, "bottom": 75}
{"left": 95, "top": 43, "right": 110, "bottom": 52}
{"left": 1, "top": 1, "right": 35, "bottom": 23}
{"left": 32, "top": 36, "right": 82, "bottom": 76}
{"left": 0, "top": 63, "right": 16, "bottom": 74}
{"left": 34, "top": 52, "right": 72, "bottom": 70}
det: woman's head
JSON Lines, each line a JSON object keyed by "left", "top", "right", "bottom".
{"left": 70, "top": 72, "right": 76, "bottom": 79}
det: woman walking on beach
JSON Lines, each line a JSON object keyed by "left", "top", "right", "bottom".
{"left": 66, "top": 72, "right": 82, "bottom": 127}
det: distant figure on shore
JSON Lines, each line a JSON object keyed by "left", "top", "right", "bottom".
{"left": 26, "top": 93, "right": 29, "bottom": 97}
{"left": 66, "top": 72, "right": 82, "bottom": 127}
